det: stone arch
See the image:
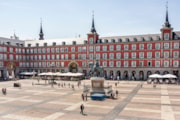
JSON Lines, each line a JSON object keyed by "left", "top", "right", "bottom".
{"left": 139, "top": 71, "right": 144, "bottom": 80}
{"left": 163, "top": 71, "right": 169, "bottom": 75}
{"left": 132, "top": 71, "right": 136, "bottom": 80}
{"left": 110, "top": 70, "right": 114, "bottom": 79}
{"left": 116, "top": 71, "right": 121, "bottom": 80}
{"left": 68, "top": 62, "right": 79, "bottom": 73}
{"left": 155, "top": 71, "right": 160, "bottom": 74}
{"left": 124, "top": 71, "right": 128, "bottom": 80}
{"left": 147, "top": 71, "right": 152, "bottom": 78}
{"left": 173, "top": 70, "right": 179, "bottom": 78}
{"left": 104, "top": 70, "right": 107, "bottom": 79}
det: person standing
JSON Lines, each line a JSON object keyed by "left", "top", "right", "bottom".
{"left": 81, "top": 93, "right": 84, "bottom": 101}
{"left": 80, "top": 104, "right": 84, "bottom": 114}
{"left": 85, "top": 93, "right": 88, "bottom": 101}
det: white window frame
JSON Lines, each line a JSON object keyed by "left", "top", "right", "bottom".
{"left": 164, "top": 43, "right": 169, "bottom": 49}
{"left": 132, "top": 44, "right": 136, "bottom": 50}
{"left": 124, "top": 45, "right": 129, "bottom": 50}
{"left": 174, "top": 42, "right": 179, "bottom": 49}
{"left": 164, "top": 52, "right": 169, "bottom": 58}
{"left": 124, "top": 52, "right": 129, "bottom": 59}
{"left": 147, "top": 44, "right": 152, "bottom": 50}
{"left": 116, "top": 53, "right": 121, "bottom": 59}
{"left": 124, "top": 61, "right": 128, "bottom": 67}
{"left": 164, "top": 61, "right": 169, "bottom": 67}
{"left": 173, "top": 61, "right": 179, "bottom": 67}
{"left": 131, "top": 61, "right": 136, "bottom": 67}
{"left": 109, "top": 45, "right": 114, "bottom": 51}
{"left": 155, "top": 61, "right": 160, "bottom": 67}
{"left": 116, "top": 45, "right": 121, "bottom": 51}
{"left": 155, "top": 43, "right": 160, "bottom": 49}
{"left": 116, "top": 61, "right": 121, "bottom": 67}
{"left": 147, "top": 52, "right": 152, "bottom": 59}
{"left": 139, "top": 44, "right": 144, "bottom": 50}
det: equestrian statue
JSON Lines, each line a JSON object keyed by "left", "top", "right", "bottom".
{"left": 90, "top": 60, "right": 104, "bottom": 77}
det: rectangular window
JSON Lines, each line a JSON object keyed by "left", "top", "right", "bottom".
{"left": 82, "top": 62, "right": 86, "bottom": 67}
{"left": 139, "top": 44, "right": 144, "bottom": 50}
{"left": 155, "top": 61, "right": 160, "bottom": 67}
{"left": 38, "top": 48, "right": 41, "bottom": 53}
{"left": 61, "top": 48, "right": 64, "bottom": 52}
{"left": 61, "top": 54, "right": 64, "bottom": 60}
{"left": 103, "top": 46, "right": 107, "bottom": 51}
{"left": 139, "top": 61, "right": 144, "bottom": 67}
{"left": 56, "top": 55, "right": 59, "bottom": 60}
{"left": 56, "top": 62, "right": 60, "bottom": 67}
{"left": 139, "top": 52, "right": 144, "bottom": 59}
{"left": 155, "top": 52, "right": 160, "bottom": 58}
{"left": 109, "top": 61, "right": 114, "bottom": 67}
{"left": 116, "top": 61, "right": 121, "bottom": 67}
{"left": 173, "top": 61, "right": 179, "bottom": 67}
{"left": 89, "top": 46, "right": 93, "bottom": 52}
{"left": 71, "top": 54, "right": 75, "bottom": 59}
{"left": 132, "top": 44, "right": 136, "bottom": 50}
{"left": 78, "top": 47, "right": 82, "bottom": 52}
{"left": 164, "top": 52, "right": 169, "bottom": 58}
{"left": 131, "top": 61, "right": 136, "bottom": 67}
{"left": 103, "top": 62, "right": 107, "bottom": 67}
{"left": 96, "top": 46, "right": 100, "bottom": 51}
{"left": 164, "top": 61, "right": 169, "bottom": 67}
{"left": 164, "top": 43, "right": 169, "bottom": 49}
{"left": 124, "top": 45, "right": 129, "bottom": 50}
{"left": 147, "top": 44, "right": 152, "bottom": 50}
{"left": 173, "top": 51, "right": 179, "bottom": 58}
{"left": 109, "top": 53, "right": 114, "bottom": 59}
{"left": 82, "top": 54, "right": 86, "bottom": 60}
{"left": 96, "top": 54, "right": 100, "bottom": 60}
{"left": 65, "top": 54, "right": 68, "bottom": 60}
{"left": 47, "top": 48, "right": 50, "bottom": 53}
{"left": 147, "top": 52, "right": 152, "bottom": 58}
{"left": 61, "top": 62, "right": 64, "bottom": 67}
{"left": 102, "top": 53, "right": 107, "bottom": 59}
{"left": 131, "top": 52, "right": 136, "bottom": 59}
{"left": 89, "top": 54, "right": 93, "bottom": 60}
{"left": 116, "top": 53, "right": 121, "bottom": 59}
{"left": 155, "top": 43, "right": 160, "bottom": 49}
{"left": 116, "top": 45, "right": 121, "bottom": 51}
{"left": 124, "top": 52, "right": 128, "bottom": 59}
{"left": 109, "top": 45, "right": 114, "bottom": 51}
{"left": 56, "top": 48, "right": 59, "bottom": 53}
{"left": 124, "top": 61, "right": 128, "bottom": 67}
{"left": 71, "top": 47, "right": 75, "bottom": 52}
{"left": 174, "top": 42, "right": 179, "bottom": 49}
{"left": 65, "top": 47, "right": 68, "bottom": 52}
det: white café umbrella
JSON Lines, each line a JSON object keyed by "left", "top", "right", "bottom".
{"left": 149, "top": 74, "right": 163, "bottom": 78}
{"left": 163, "top": 74, "right": 177, "bottom": 78}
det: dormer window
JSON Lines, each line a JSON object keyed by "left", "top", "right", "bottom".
{"left": 156, "top": 36, "right": 160, "bottom": 40}
{"left": 53, "top": 42, "right": 56, "bottom": 46}
{"left": 7, "top": 42, "right": 11, "bottom": 45}
{"left": 28, "top": 44, "right": 31, "bottom": 47}
{"left": 133, "top": 38, "right": 137, "bottom": 42}
{"left": 164, "top": 33, "right": 169, "bottom": 40}
{"left": 141, "top": 37, "right": 145, "bottom": 41}
{"left": 44, "top": 43, "right": 47, "bottom": 46}
{"left": 62, "top": 42, "right": 66, "bottom": 45}
{"left": 36, "top": 43, "right": 39, "bottom": 47}
{"left": 73, "top": 41, "right": 76, "bottom": 45}
{"left": 149, "top": 37, "right": 153, "bottom": 41}
{"left": 84, "top": 40, "right": 87, "bottom": 44}
{"left": 125, "top": 38, "right": 129, "bottom": 42}
{"left": 118, "top": 39, "right": 122, "bottom": 43}
{"left": 105, "top": 39, "right": 108, "bottom": 43}
{"left": 111, "top": 39, "right": 115, "bottom": 43}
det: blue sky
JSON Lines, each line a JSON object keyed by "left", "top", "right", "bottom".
{"left": 0, "top": 0, "right": 180, "bottom": 40}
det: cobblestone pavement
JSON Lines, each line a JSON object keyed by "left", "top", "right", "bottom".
{"left": 0, "top": 79, "right": 180, "bottom": 120}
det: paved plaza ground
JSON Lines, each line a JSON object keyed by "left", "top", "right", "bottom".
{"left": 0, "top": 79, "right": 180, "bottom": 120}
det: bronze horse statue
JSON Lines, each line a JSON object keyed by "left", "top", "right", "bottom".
{"left": 89, "top": 60, "right": 104, "bottom": 77}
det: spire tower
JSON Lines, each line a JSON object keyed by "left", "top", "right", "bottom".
{"left": 90, "top": 11, "right": 96, "bottom": 33}
{"left": 39, "top": 18, "right": 44, "bottom": 40}
{"left": 164, "top": 2, "right": 171, "bottom": 28}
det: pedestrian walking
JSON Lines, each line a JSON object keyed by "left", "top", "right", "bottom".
{"left": 81, "top": 93, "right": 84, "bottom": 101}
{"left": 116, "top": 90, "right": 118, "bottom": 98}
{"left": 80, "top": 104, "right": 84, "bottom": 114}
{"left": 85, "top": 93, "right": 88, "bottom": 101}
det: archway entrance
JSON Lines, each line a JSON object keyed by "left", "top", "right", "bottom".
{"left": 116, "top": 71, "right": 121, "bottom": 80}
{"left": 173, "top": 70, "right": 178, "bottom": 78}
{"left": 163, "top": 71, "right": 169, "bottom": 75}
{"left": 132, "top": 71, "right": 136, "bottom": 80}
{"left": 110, "top": 71, "right": 114, "bottom": 80}
{"left": 69, "top": 62, "right": 78, "bottom": 73}
{"left": 139, "top": 71, "right": 144, "bottom": 80}
{"left": 104, "top": 70, "right": 107, "bottom": 79}
{"left": 147, "top": 71, "right": 152, "bottom": 78}
{"left": 124, "top": 71, "right": 128, "bottom": 80}
{"left": 7, "top": 62, "right": 16, "bottom": 79}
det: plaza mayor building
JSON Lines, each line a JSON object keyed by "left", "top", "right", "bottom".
{"left": 0, "top": 8, "right": 179, "bottom": 81}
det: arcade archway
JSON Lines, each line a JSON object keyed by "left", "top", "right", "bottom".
{"left": 69, "top": 62, "right": 78, "bottom": 73}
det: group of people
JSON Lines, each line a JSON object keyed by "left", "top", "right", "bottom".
{"left": 2, "top": 88, "right": 6, "bottom": 95}
{"left": 81, "top": 93, "right": 88, "bottom": 101}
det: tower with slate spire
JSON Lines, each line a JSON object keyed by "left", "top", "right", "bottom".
{"left": 161, "top": 2, "right": 173, "bottom": 40}
{"left": 87, "top": 12, "right": 99, "bottom": 44}
{"left": 39, "top": 19, "right": 44, "bottom": 40}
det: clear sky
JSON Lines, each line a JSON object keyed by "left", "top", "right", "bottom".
{"left": 0, "top": 0, "right": 180, "bottom": 40}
